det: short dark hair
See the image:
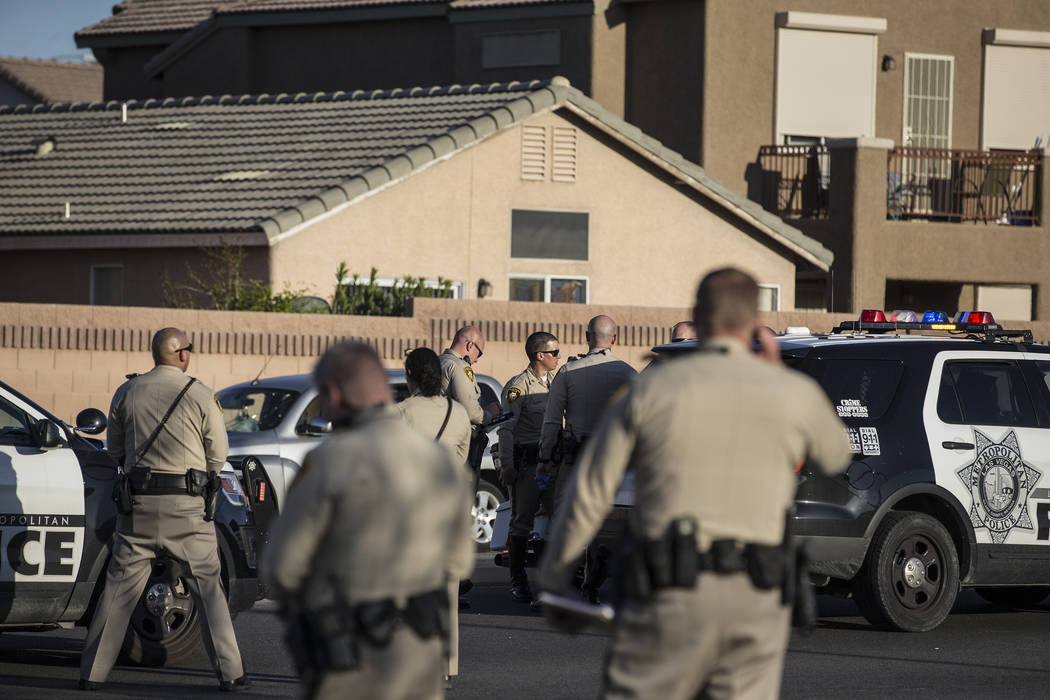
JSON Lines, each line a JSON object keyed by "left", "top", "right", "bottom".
{"left": 525, "top": 331, "right": 557, "bottom": 360}
{"left": 313, "top": 341, "right": 391, "bottom": 409}
{"left": 405, "top": 347, "right": 443, "bottom": 397}
{"left": 694, "top": 267, "right": 759, "bottom": 335}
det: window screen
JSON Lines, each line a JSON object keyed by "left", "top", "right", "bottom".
{"left": 91, "top": 265, "right": 124, "bottom": 306}
{"left": 982, "top": 44, "right": 1050, "bottom": 150}
{"left": 511, "top": 210, "right": 588, "bottom": 260}
{"left": 809, "top": 358, "right": 903, "bottom": 421}
{"left": 943, "top": 361, "right": 1036, "bottom": 427}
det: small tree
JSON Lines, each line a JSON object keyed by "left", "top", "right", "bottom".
{"left": 162, "top": 243, "right": 310, "bottom": 311}
{"left": 330, "top": 262, "right": 453, "bottom": 316}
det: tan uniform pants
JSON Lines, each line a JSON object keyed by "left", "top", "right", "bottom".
{"left": 603, "top": 573, "right": 790, "bottom": 700}
{"left": 80, "top": 494, "right": 244, "bottom": 683}
{"left": 309, "top": 627, "right": 444, "bottom": 700}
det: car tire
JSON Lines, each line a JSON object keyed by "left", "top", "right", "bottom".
{"left": 472, "top": 479, "right": 504, "bottom": 548}
{"left": 853, "top": 511, "right": 959, "bottom": 632}
{"left": 120, "top": 557, "right": 231, "bottom": 666}
{"left": 975, "top": 586, "right": 1050, "bottom": 609}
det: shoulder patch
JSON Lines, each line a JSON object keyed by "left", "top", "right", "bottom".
{"left": 463, "top": 366, "right": 476, "bottom": 383}
{"left": 507, "top": 386, "right": 523, "bottom": 403}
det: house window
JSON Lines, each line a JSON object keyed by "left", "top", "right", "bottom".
{"left": 982, "top": 30, "right": 1050, "bottom": 150}
{"left": 510, "top": 210, "right": 588, "bottom": 260}
{"left": 482, "top": 30, "right": 560, "bottom": 69}
{"left": 758, "top": 284, "right": 780, "bottom": 312}
{"left": 90, "top": 265, "right": 124, "bottom": 306}
{"left": 774, "top": 12, "right": 885, "bottom": 142}
{"left": 903, "top": 54, "right": 954, "bottom": 150}
{"left": 509, "top": 275, "right": 588, "bottom": 304}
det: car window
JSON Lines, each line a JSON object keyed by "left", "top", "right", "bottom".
{"left": 479, "top": 383, "right": 498, "bottom": 409}
{"left": 941, "top": 361, "right": 1037, "bottom": 427}
{"left": 805, "top": 358, "right": 903, "bottom": 421}
{"left": 0, "top": 393, "right": 34, "bottom": 446}
{"left": 217, "top": 387, "right": 300, "bottom": 432}
{"left": 296, "top": 397, "right": 323, "bottom": 431}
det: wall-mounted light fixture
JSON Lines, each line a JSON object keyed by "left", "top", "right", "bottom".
{"left": 881, "top": 54, "right": 897, "bottom": 72}
{"left": 477, "top": 278, "right": 493, "bottom": 299}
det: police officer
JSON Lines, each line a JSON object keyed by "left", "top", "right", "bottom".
{"left": 439, "top": 325, "right": 496, "bottom": 426}
{"left": 264, "top": 342, "right": 473, "bottom": 700}
{"left": 399, "top": 347, "right": 472, "bottom": 466}
{"left": 498, "top": 331, "right": 561, "bottom": 604}
{"left": 539, "top": 268, "right": 850, "bottom": 700}
{"left": 80, "top": 328, "right": 248, "bottom": 692}
{"left": 395, "top": 346, "right": 472, "bottom": 684}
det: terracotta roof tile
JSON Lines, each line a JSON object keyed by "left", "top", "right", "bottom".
{"left": 0, "top": 58, "right": 103, "bottom": 105}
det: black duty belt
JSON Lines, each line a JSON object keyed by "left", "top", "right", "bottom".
{"left": 129, "top": 470, "right": 190, "bottom": 495}
{"left": 513, "top": 444, "right": 541, "bottom": 464}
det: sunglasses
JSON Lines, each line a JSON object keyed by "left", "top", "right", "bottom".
{"left": 175, "top": 343, "right": 194, "bottom": 354}
{"left": 544, "top": 349, "right": 560, "bottom": 357}
{"left": 471, "top": 341, "right": 483, "bottom": 360}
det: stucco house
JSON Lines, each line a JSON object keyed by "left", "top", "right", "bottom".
{"left": 0, "top": 77, "right": 830, "bottom": 310}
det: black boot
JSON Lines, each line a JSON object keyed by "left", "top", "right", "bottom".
{"left": 509, "top": 536, "right": 532, "bottom": 603}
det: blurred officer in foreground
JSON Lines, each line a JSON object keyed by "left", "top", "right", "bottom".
{"left": 264, "top": 342, "right": 473, "bottom": 700}
{"left": 440, "top": 325, "right": 496, "bottom": 425}
{"left": 498, "top": 331, "right": 561, "bottom": 605}
{"left": 539, "top": 268, "right": 850, "bottom": 699}
{"left": 539, "top": 315, "right": 636, "bottom": 602}
{"left": 80, "top": 328, "right": 247, "bottom": 692}
{"left": 399, "top": 347, "right": 472, "bottom": 466}
{"left": 396, "top": 346, "right": 472, "bottom": 684}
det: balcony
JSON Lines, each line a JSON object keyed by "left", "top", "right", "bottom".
{"left": 886, "top": 147, "right": 1041, "bottom": 225}
{"left": 756, "top": 144, "right": 830, "bottom": 219}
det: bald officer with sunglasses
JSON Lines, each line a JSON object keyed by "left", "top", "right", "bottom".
{"left": 80, "top": 328, "right": 247, "bottom": 692}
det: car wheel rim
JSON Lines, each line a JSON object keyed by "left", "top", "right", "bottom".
{"left": 131, "top": 576, "right": 195, "bottom": 642}
{"left": 891, "top": 534, "right": 942, "bottom": 610}
{"left": 471, "top": 490, "right": 500, "bottom": 544}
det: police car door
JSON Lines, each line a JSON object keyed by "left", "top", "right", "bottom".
{"left": 0, "top": 389, "right": 85, "bottom": 623}
{"left": 924, "top": 351, "right": 1050, "bottom": 581}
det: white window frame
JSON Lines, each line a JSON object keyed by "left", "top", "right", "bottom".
{"left": 89, "top": 264, "right": 124, "bottom": 306}
{"left": 340, "top": 276, "right": 464, "bottom": 299}
{"left": 901, "top": 53, "right": 954, "bottom": 150}
{"left": 508, "top": 274, "right": 590, "bottom": 304}
{"left": 758, "top": 283, "right": 781, "bottom": 312}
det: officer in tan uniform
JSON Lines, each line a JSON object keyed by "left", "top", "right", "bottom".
{"left": 439, "top": 326, "right": 494, "bottom": 426}
{"left": 80, "top": 328, "right": 247, "bottom": 692}
{"left": 399, "top": 347, "right": 472, "bottom": 466}
{"left": 498, "top": 331, "right": 560, "bottom": 604}
{"left": 264, "top": 342, "right": 473, "bottom": 700}
{"left": 539, "top": 269, "right": 850, "bottom": 700}
{"left": 395, "top": 346, "right": 472, "bottom": 685}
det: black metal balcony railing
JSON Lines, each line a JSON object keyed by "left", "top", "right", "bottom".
{"left": 757, "top": 145, "right": 830, "bottom": 219}
{"left": 887, "top": 147, "right": 1041, "bottom": 225}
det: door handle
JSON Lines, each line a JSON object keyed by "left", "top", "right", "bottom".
{"left": 942, "top": 441, "right": 975, "bottom": 450}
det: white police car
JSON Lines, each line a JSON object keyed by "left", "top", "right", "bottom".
{"left": 0, "top": 379, "right": 257, "bottom": 664}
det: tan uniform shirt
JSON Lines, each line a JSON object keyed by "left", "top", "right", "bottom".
{"left": 539, "top": 337, "right": 850, "bottom": 591}
{"left": 397, "top": 393, "right": 472, "bottom": 466}
{"left": 539, "top": 348, "right": 637, "bottom": 461}
{"left": 498, "top": 366, "right": 554, "bottom": 470}
{"left": 107, "top": 364, "right": 228, "bottom": 475}
{"left": 440, "top": 348, "right": 484, "bottom": 426}
{"left": 263, "top": 406, "right": 474, "bottom": 607}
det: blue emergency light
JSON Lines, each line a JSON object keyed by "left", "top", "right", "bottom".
{"left": 921, "top": 311, "right": 949, "bottom": 323}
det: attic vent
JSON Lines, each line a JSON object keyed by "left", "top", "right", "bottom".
{"left": 154, "top": 121, "right": 194, "bottom": 130}
{"left": 552, "top": 127, "right": 577, "bottom": 183}
{"left": 521, "top": 125, "right": 546, "bottom": 181}
{"left": 214, "top": 170, "right": 270, "bottom": 181}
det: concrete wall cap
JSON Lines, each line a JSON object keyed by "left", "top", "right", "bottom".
{"left": 827, "top": 137, "right": 894, "bottom": 150}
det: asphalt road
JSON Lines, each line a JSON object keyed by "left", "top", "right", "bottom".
{"left": 3, "top": 555, "right": 1050, "bottom": 699}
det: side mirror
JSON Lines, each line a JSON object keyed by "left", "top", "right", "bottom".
{"left": 32, "top": 419, "right": 64, "bottom": 449}
{"left": 303, "top": 416, "right": 332, "bottom": 435}
{"left": 75, "top": 408, "right": 107, "bottom": 435}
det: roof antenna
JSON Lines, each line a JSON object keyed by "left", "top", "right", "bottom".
{"left": 121, "top": 102, "right": 127, "bottom": 123}
{"left": 250, "top": 353, "right": 274, "bottom": 386}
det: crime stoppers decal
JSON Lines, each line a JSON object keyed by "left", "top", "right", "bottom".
{"left": 956, "top": 429, "right": 1042, "bottom": 544}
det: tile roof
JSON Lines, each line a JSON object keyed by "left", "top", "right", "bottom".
{"left": 77, "top": 0, "right": 580, "bottom": 38}
{"left": 0, "top": 78, "right": 832, "bottom": 269}
{"left": 0, "top": 58, "right": 103, "bottom": 105}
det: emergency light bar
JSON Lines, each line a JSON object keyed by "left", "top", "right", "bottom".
{"left": 833, "top": 310, "right": 1033, "bottom": 344}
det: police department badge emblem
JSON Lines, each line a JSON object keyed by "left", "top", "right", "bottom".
{"left": 506, "top": 387, "right": 522, "bottom": 403}
{"left": 463, "top": 366, "right": 475, "bottom": 383}
{"left": 956, "top": 429, "right": 1041, "bottom": 544}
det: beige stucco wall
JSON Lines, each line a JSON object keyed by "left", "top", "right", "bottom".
{"left": 269, "top": 107, "right": 800, "bottom": 311}
{"left": 701, "top": 0, "right": 1050, "bottom": 197}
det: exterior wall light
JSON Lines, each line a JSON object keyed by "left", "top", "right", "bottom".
{"left": 477, "top": 278, "right": 493, "bottom": 298}
{"left": 882, "top": 55, "right": 897, "bottom": 72}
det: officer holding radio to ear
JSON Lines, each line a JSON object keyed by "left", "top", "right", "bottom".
{"left": 539, "top": 269, "right": 849, "bottom": 700}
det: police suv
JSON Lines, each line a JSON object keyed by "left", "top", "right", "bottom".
{"left": 695, "top": 311, "right": 1050, "bottom": 632}
{"left": 0, "top": 379, "right": 258, "bottom": 664}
